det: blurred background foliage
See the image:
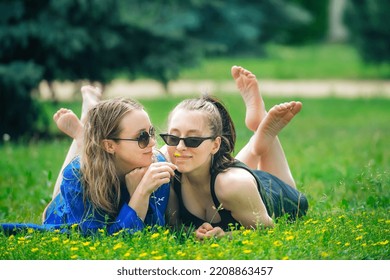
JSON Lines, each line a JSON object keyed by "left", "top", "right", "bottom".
{"left": 0, "top": 0, "right": 389, "bottom": 141}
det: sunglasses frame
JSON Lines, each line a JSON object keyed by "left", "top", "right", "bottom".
{"left": 159, "top": 133, "right": 214, "bottom": 148}
{"left": 110, "top": 127, "right": 155, "bottom": 149}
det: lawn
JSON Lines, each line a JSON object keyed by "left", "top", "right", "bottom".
{"left": 0, "top": 95, "right": 389, "bottom": 260}
{"left": 180, "top": 44, "right": 390, "bottom": 80}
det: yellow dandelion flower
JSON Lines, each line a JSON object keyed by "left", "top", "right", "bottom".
{"left": 385, "top": 220, "right": 390, "bottom": 224}
{"left": 54, "top": 229, "right": 60, "bottom": 233}
{"left": 27, "top": 228, "right": 34, "bottom": 234}
{"left": 163, "top": 229, "right": 170, "bottom": 235}
{"left": 355, "top": 236, "right": 363, "bottom": 241}
{"left": 344, "top": 242, "right": 350, "bottom": 247}
{"left": 304, "top": 218, "right": 312, "bottom": 225}
{"left": 243, "top": 229, "right": 251, "bottom": 236}
{"left": 282, "top": 256, "right": 289, "bottom": 260}
{"left": 361, "top": 243, "right": 367, "bottom": 247}
{"left": 378, "top": 219, "right": 385, "bottom": 223}
{"left": 124, "top": 252, "right": 130, "bottom": 257}
{"left": 176, "top": 251, "right": 186, "bottom": 257}
{"left": 325, "top": 218, "right": 332, "bottom": 223}
{"left": 151, "top": 233, "right": 160, "bottom": 239}
{"left": 379, "top": 240, "right": 389, "bottom": 246}
{"left": 70, "top": 224, "right": 78, "bottom": 229}
{"left": 243, "top": 249, "right": 252, "bottom": 254}
{"left": 312, "top": 220, "right": 318, "bottom": 224}
{"left": 336, "top": 241, "right": 342, "bottom": 245}
{"left": 356, "top": 224, "right": 363, "bottom": 229}
{"left": 267, "top": 229, "right": 274, "bottom": 234}
{"left": 273, "top": 240, "right": 283, "bottom": 247}
{"left": 18, "top": 237, "right": 26, "bottom": 242}
{"left": 321, "top": 252, "right": 329, "bottom": 258}
{"left": 113, "top": 243, "right": 123, "bottom": 250}
{"left": 151, "top": 250, "right": 159, "bottom": 255}
{"left": 285, "top": 235, "right": 294, "bottom": 241}
{"left": 82, "top": 241, "right": 91, "bottom": 246}
{"left": 210, "top": 243, "right": 219, "bottom": 248}
{"left": 153, "top": 256, "right": 163, "bottom": 260}
{"left": 98, "top": 228, "right": 105, "bottom": 234}
{"left": 70, "top": 247, "right": 79, "bottom": 251}
{"left": 31, "top": 248, "right": 39, "bottom": 253}
{"left": 51, "top": 237, "right": 59, "bottom": 242}
{"left": 139, "top": 252, "right": 148, "bottom": 258}
{"left": 242, "top": 240, "right": 249, "bottom": 245}
{"left": 89, "top": 247, "right": 96, "bottom": 251}
{"left": 338, "top": 215, "right": 345, "bottom": 219}
{"left": 70, "top": 241, "right": 77, "bottom": 245}
{"left": 70, "top": 255, "right": 78, "bottom": 259}
{"left": 63, "top": 239, "right": 70, "bottom": 244}
{"left": 8, "top": 235, "right": 14, "bottom": 240}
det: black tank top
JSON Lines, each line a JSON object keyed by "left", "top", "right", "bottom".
{"left": 172, "top": 162, "right": 255, "bottom": 231}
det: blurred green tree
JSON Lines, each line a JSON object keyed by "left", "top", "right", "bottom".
{"left": 345, "top": 0, "right": 390, "bottom": 64}
{"left": 0, "top": 0, "right": 309, "bottom": 141}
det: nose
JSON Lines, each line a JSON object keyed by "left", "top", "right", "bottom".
{"left": 176, "top": 139, "right": 187, "bottom": 150}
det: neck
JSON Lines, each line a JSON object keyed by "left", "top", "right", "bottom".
{"left": 181, "top": 166, "right": 211, "bottom": 192}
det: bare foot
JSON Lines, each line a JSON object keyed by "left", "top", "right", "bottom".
{"left": 252, "top": 101, "right": 302, "bottom": 155}
{"left": 53, "top": 108, "right": 83, "bottom": 140}
{"left": 231, "top": 65, "right": 265, "bottom": 131}
{"left": 81, "top": 85, "right": 101, "bottom": 123}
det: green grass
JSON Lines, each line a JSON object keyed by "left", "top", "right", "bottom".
{"left": 180, "top": 44, "right": 390, "bottom": 80}
{"left": 0, "top": 95, "right": 389, "bottom": 260}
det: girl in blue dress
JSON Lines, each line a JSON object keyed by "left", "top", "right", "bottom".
{"left": 2, "top": 94, "right": 176, "bottom": 235}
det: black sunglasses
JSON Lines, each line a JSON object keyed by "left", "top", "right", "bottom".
{"left": 110, "top": 127, "right": 155, "bottom": 149}
{"left": 159, "top": 134, "right": 214, "bottom": 148}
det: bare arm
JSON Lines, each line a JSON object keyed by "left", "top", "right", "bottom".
{"left": 165, "top": 185, "right": 181, "bottom": 228}
{"left": 215, "top": 168, "right": 274, "bottom": 229}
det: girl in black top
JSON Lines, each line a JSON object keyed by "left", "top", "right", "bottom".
{"left": 160, "top": 66, "right": 308, "bottom": 240}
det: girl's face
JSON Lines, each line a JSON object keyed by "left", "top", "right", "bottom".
{"left": 166, "top": 109, "right": 220, "bottom": 174}
{"left": 109, "top": 109, "right": 156, "bottom": 175}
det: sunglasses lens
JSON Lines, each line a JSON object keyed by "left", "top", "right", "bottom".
{"left": 138, "top": 131, "right": 150, "bottom": 148}
{"left": 185, "top": 138, "right": 203, "bottom": 148}
{"left": 163, "top": 135, "right": 179, "bottom": 146}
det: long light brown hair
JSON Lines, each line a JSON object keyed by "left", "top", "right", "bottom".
{"left": 81, "top": 98, "right": 143, "bottom": 217}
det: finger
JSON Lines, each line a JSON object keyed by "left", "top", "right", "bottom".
{"left": 152, "top": 162, "right": 177, "bottom": 171}
{"left": 195, "top": 231, "right": 206, "bottom": 241}
{"left": 152, "top": 171, "right": 172, "bottom": 181}
{"left": 201, "top": 222, "right": 214, "bottom": 231}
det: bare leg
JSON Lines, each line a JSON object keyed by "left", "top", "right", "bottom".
{"left": 254, "top": 102, "right": 301, "bottom": 188}
{"left": 231, "top": 65, "right": 266, "bottom": 131}
{"left": 81, "top": 85, "right": 101, "bottom": 124}
{"left": 233, "top": 66, "right": 301, "bottom": 188}
{"left": 51, "top": 86, "right": 101, "bottom": 199}
{"left": 51, "top": 109, "right": 84, "bottom": 199}
{"left": 232, "top": 66, "right": 266, "bottom": 169}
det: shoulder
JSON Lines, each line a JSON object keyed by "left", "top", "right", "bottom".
{"left": 214, "top": 168, "right": 257, "bottom": 202}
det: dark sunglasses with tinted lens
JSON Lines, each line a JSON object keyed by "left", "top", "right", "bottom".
{"left": 110, "top": 127, "right": 155, "bottom": 149}
{"left": 159, "top": 134, "right": 214, "bottom": 148}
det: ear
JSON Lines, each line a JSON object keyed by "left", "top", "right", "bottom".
{"left": 211, "top": 136, "right": 222, "bottom": 155}
{"left": 102, "top": 139, "right": 116, "bottom": 154}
